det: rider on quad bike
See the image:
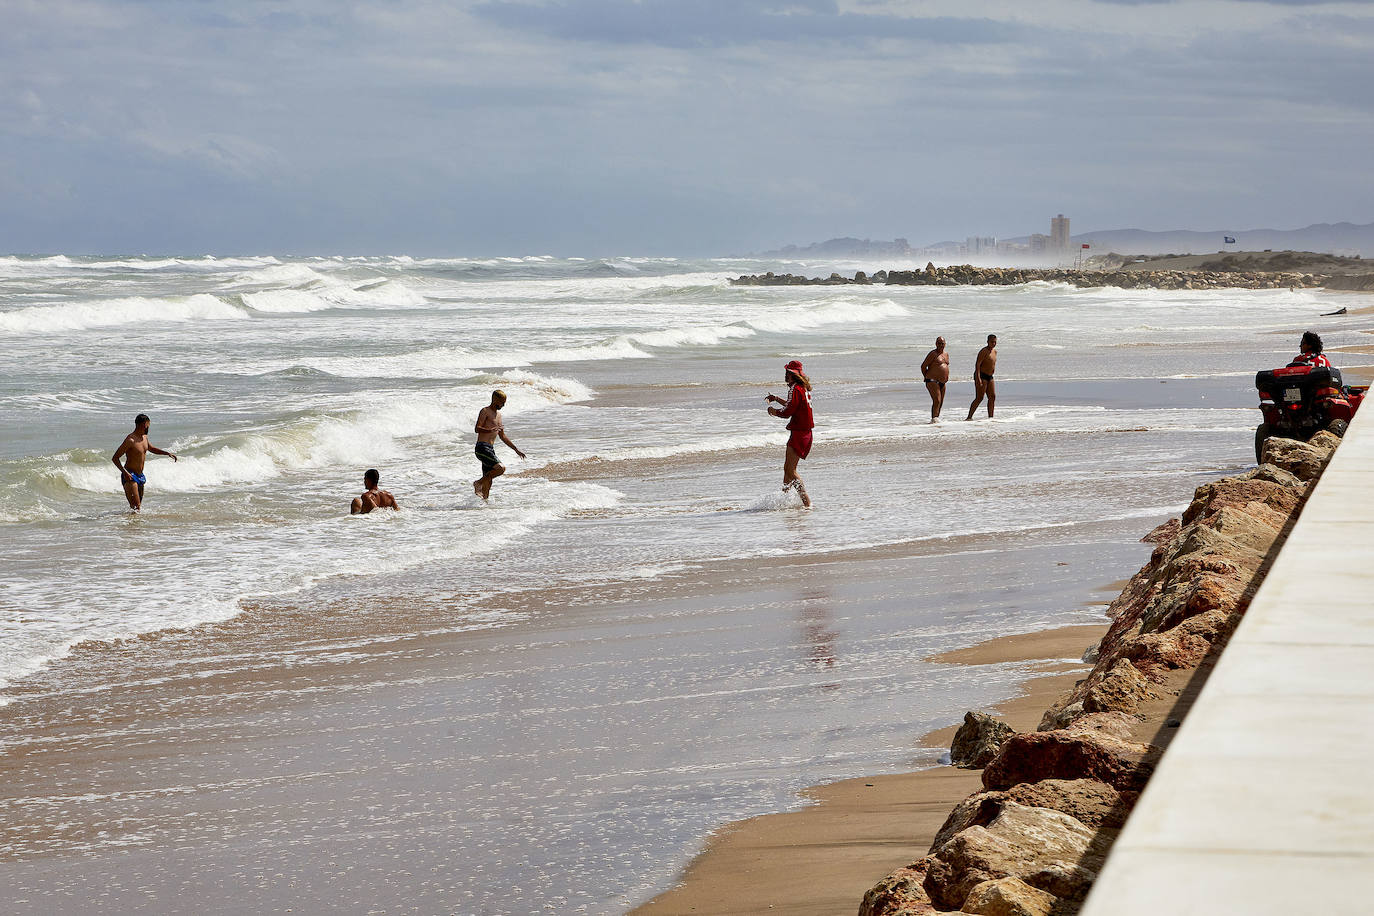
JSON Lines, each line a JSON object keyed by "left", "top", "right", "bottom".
{"left": 1254, "top": 331, "right": 1364, "bottom": 462}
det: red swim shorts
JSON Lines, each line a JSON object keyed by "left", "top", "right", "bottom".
{"left": 788, "top": 429, "right": 813, "bottom": 459}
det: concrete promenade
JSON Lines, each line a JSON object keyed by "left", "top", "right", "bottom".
{"left": 1081, "top": 412, "right": 1374, "bottom": 915}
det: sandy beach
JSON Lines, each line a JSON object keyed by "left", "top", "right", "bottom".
{"left": 632, "top": 625, "right": 1106, "bottom": 916}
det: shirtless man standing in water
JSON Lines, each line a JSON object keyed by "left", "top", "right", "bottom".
{"left": 966, "top": 334, "right": 998, "bottom": 420}
{"left": 473, "top": 390, "right": 526, "bottom": 501}
{"left": 350, "top": 468, "right": 399, "bottom": 514}
{"left": 919, "top": 336, "right": 950, "bottom": 421}
{"left": 111, "top": 413, "right": 177, "bottom": 512}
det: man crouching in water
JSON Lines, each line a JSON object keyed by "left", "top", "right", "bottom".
{"left": 351, "top": 468, "right": 399, "bottom": 514}
{"left": 112, "top": 413, "right": 177, "bottom": 512}
{"left": 473, "top": 389, "right": 526, "bottom": 501}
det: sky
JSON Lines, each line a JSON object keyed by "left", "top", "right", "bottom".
{"left": 2, "top": 0, "right": 1373, "bottom": 256}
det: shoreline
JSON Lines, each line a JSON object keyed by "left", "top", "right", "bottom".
{"left": 631, "top": 623, "right": 1107, "bottom": 916}
{"left": 635, "top": 429, "right": 1339, "bottom": 916}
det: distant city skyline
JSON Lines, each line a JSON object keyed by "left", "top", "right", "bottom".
{"left": 3, "top": 1, "right": 1373, "bottom": 256}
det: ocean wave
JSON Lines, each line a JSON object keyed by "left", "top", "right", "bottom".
{"left": 745, "top": 297, "right": 908, "bottom": 334}
{"left": 36, "top": 373, "right": 590, "bottom": 497}
{"left": 0, "top": 294, "right": 245, "bottom": 335}
{"left": 228, "top": 262, "right": 428, "bottom": 313}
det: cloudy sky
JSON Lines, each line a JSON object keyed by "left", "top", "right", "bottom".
{"left": 2, "top": 0, "right": 1372, "bottom": 255}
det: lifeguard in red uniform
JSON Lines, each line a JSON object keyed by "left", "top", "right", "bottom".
{"left": 765, "top": 359, "right": 814, "bottom": 508}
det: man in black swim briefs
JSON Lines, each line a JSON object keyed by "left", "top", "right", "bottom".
{"left": 966, "top": 334, "right": 998, "bottom": 420}
{"left": 472, "top": 389, "right": 526, "bottom": 501}
{"left": 919, "top": 336, "right": 950, "bottom": 421}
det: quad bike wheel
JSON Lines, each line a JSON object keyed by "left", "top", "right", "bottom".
{"left": 1254, "top": 424, "right": 1272, "bottom": 463}
{"left": 1326, "top": 418, "right": 1349, "bottom": 438}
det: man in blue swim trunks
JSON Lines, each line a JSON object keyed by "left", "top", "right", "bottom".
{"left": 472, "top": 390, "right": 525, "bottom": 501}
{"left": 112, "top": 413, "right": 178, "bottom": 512}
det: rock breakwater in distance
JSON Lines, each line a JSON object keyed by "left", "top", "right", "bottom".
{"left": 730, "top": 264, "right": 1327, "bottom": 290}
{"left": 858, "top": 431, "right": 1344, "bottom": 916}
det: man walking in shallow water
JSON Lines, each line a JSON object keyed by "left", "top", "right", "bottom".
{"left": 966, "top": 334, "right": 998, "bottom": 421}
{"left": 920, "top": 336, "right": 950, "bottom": 421}
{"left": 111, "top": 413, "right": 177, "bottom": 512}
{"left": 473, "top": 390, "right": 525, "bottom": 501}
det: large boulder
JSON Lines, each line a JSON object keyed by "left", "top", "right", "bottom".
{"left": 931, "top": 778, "right": 1134, "bottom": 851}
{"left": 1309, "top": 429, "right": 1342, "bottom": 451}
{"left": 951, "top": 712, "right": 1018, "bottom": 769}
{"left": 960, "top": 876, "right": 1063, "bottom": 916}
{"left": 1182, "top": 475, "right": 1304, "bottom": 526}
{"left": 983, "top": 729, "right": 1158, "bottom": 793}
{"left": 1120, "top": 605, "right": 1241, "bottom": 673}
{"left": 923, "top": 802, "right": 1111, "bottom": 910}
{"left": 1260, "top": 436, "right": 1331, "bottom": 481}
{"left": 1081, "top": 658, "right": 1155, "bottom": 716}
{"left": 860, "top": 860, "right": 938, "bottom": 916}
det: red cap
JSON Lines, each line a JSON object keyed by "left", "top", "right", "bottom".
{"left": 784, "top": 359, "right": 804, "bottom": 374}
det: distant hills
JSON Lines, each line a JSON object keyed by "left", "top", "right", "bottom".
{"left": 761, "top": 221, "right": 1374, "bottom": 260}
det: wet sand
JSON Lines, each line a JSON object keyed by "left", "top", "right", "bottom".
{"left": 631, "top": 625, "right": 1104, "bottom": 916}
{"left": 0, "top": 526, "right": 1147, "bottom": 914}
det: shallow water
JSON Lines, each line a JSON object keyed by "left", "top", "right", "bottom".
{"left": 2, "top": 254, "right": 1371, "bottom": 911}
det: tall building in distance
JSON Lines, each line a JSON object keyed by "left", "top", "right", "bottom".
{"left": 1051, "top": 214, "right": 1071, "bottom": 252}
{"left": 966, "top": 236, "right": 997, "bottom": 256}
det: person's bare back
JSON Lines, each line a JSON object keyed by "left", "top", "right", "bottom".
{"left": 350, "top": 468, "right": 399, "bottom": 514}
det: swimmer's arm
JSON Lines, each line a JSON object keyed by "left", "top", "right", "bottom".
{"left": 112, "top": 437, "right": 132, "bottom": 479}
{"left": 382, "top": 491, "right": 399, "bottom": 511}
{"left": 920, "top": 351, "right": 935, "bottom": 376}
{"left": 148, "top": 444, "right": 178, "bottom": 462}
{"left": 498, "top": 429, "right": 525, "bottom": 459}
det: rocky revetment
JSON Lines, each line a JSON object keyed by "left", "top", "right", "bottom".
{"left": 858, "top": 431, "right": 1343, "bottom": 916}
{"left": 731, "top": 264, "right": 1329, "bottom": 290}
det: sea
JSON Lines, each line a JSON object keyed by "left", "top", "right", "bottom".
{"left": 1, "top": 254, "right": 1368, "bottom": 912}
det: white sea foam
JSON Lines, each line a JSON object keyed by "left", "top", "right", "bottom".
{"left": 39, "top": 372, "right": 590, "bottom": 497}
{"left": 0, "top": 476, "right": 622, "bottom": 696}
{"left": 0, "top": 294, "right": 245, "bottom": 335}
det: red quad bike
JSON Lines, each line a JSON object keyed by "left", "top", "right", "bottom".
{"left": 1254, "top": 364, "right": 1366, "bottom": 462}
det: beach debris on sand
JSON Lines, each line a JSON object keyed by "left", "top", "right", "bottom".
{"left": 860, "top": 432, "right": 1343, "bottom": 916}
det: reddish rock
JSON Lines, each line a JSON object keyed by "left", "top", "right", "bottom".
{"left": 982, "top": 730, "right": 1158, "bottom": 793}
{"left": 1201, "top": 504, "right": 1288, "bottom": 549}
{"left": 932, "top": 778, "right": 1135, "bottom": 851}
{"left": 1140, "top": 517, "right": 1181, "bottom": 544}
{"left": 1062, "top": 712, "right": 1138, "bottom": 742}
{"left": 1308, "top": 429, "right": 1342, "bottom": 452}
{"left": 1241, "top": 462, "right": 1304, "bottom": 489}
{"left": 859, "top": 859, "right": 938, "bottom": 916}
{"left": 961, "top": 876, "right": 1064, "bottom": 915}
{"left": 1259, "top": 436, "right": 1331, "bottom": 481}
{"left": 922, "top": 802, "right": 1110, "bottom": 910}
{"left": 1121, "top": 606, "right": 1241, "bottom": 674}
{"left": 1081, "top": 658, "right": 1156, "bottom": 716}
{"left": 951, "top": 711, "right": 1018, "bottom": 769}
{"left": 1182, "top": 476, "right": 1303, "bottom": 526}
{"left": 1150, "top": 573, "right": 1244, "bottom": 634}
